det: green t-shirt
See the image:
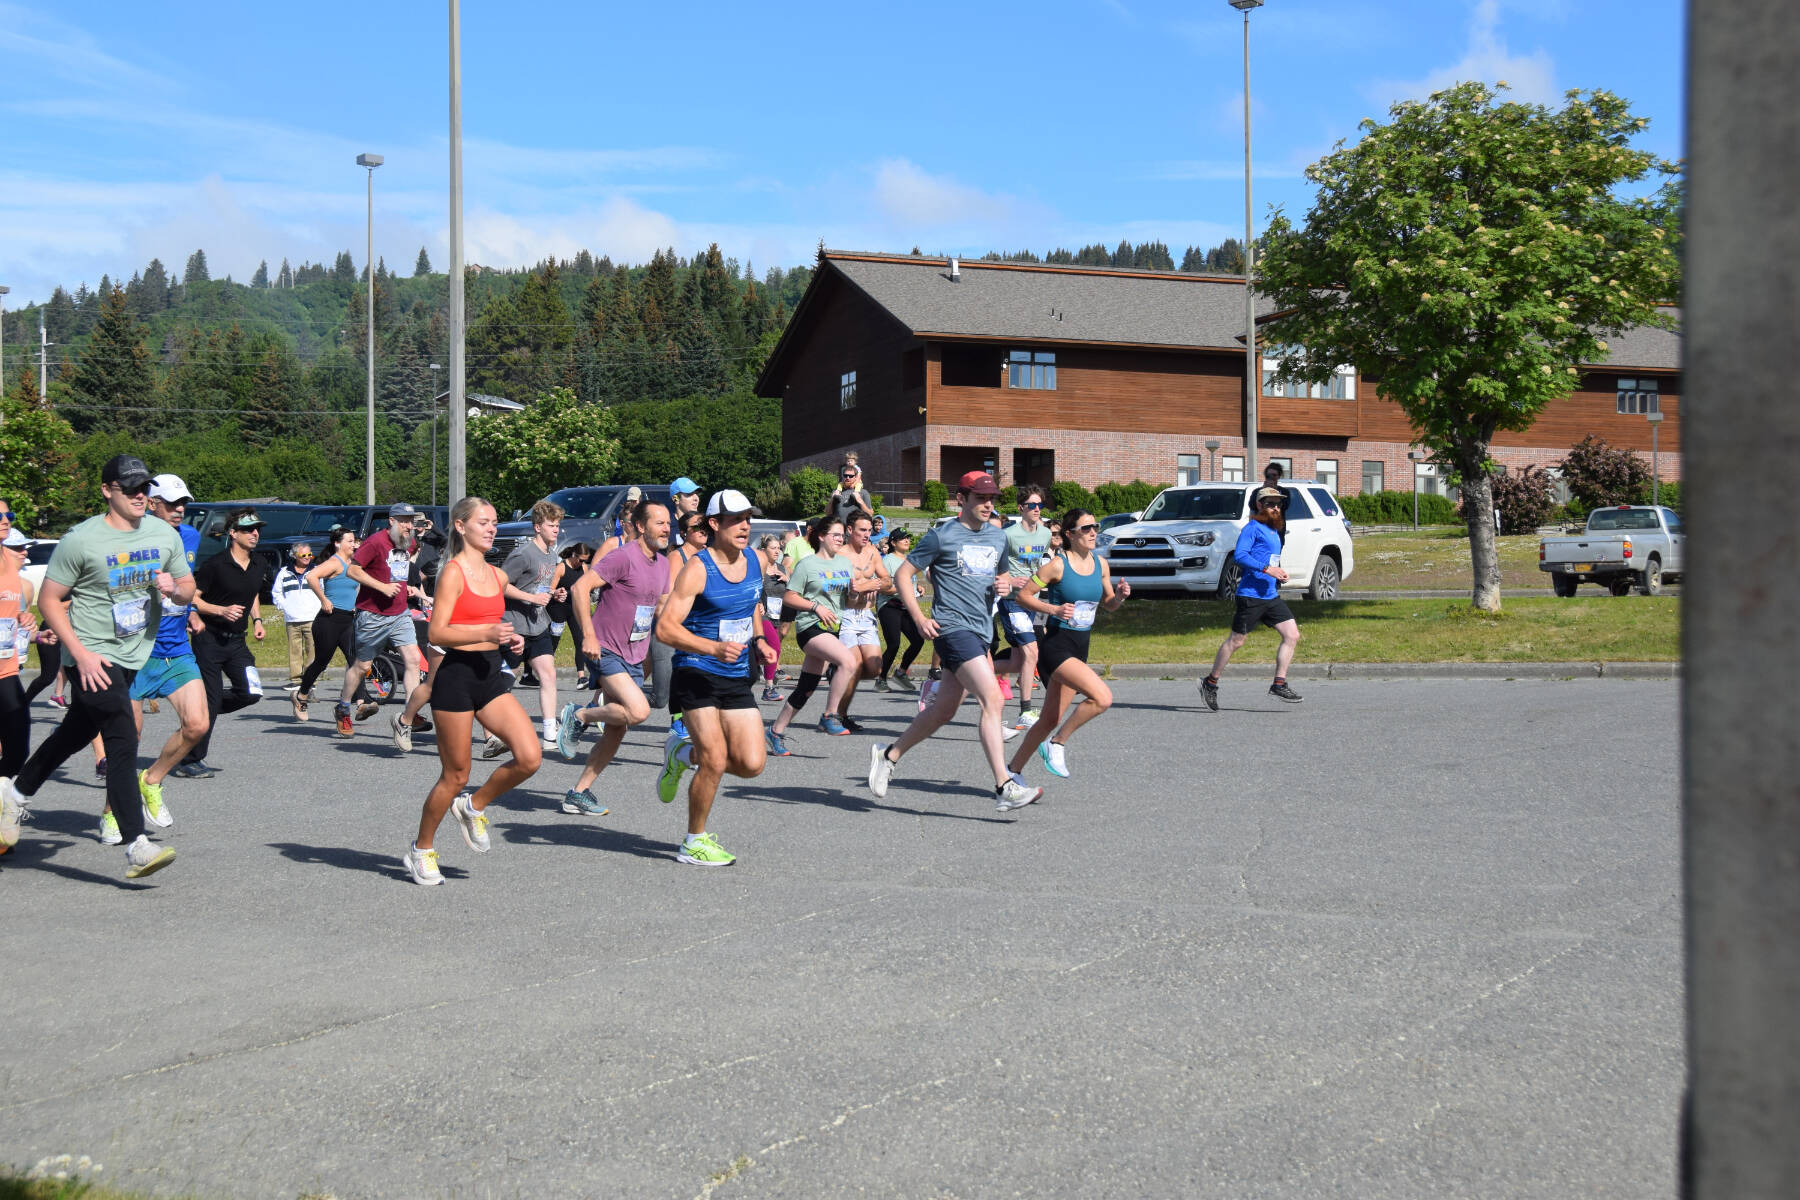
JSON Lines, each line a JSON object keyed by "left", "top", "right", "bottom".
{"left": 1002, "top": 521, "right": 1052, "bottom": 579}
{"left": 787, "top": 550, "right": 853, "bottom": 634}
{"left": 782, "top": 536, "right": 811, "bottom": 572}
{"left": 46, "top": 513, "right": 192, "bottom": 671}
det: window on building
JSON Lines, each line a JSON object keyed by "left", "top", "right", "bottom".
{"left": 1008, "top": 349, "right": 1057, "bottom": 390}
{"left": 1415, "top": 462, "right": 1445, "bottom": 496}
{"left": 1222, "top": 456, "right": 1245, "bottom": 483}
{"left": 1262, "top": 345, "right": 1356, "bottom": 399}
{"left": 839, "top": 371, "right": 858, "bottom": 410}
{"left": 1314, "top": 458, "right": 1338, "bottom": 492}
{"left": 1616, "top": 377, "right": 1660, "bottom": 414}
{"left": 1177, "top": 454, "right": 1201, "bottom": 487}
{"left": 1362, "top": 460, "right": 1384, "bottom": 494}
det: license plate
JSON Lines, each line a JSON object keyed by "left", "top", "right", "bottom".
{"left": 1568, "top": 563, "right": 1593, "bottom": 573}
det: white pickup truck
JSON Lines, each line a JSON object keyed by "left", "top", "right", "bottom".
{"left": 1539, "top": 505, "right": 1685, "bottom": 596}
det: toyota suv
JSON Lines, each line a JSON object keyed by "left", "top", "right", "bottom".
{"left": 1097, "top": 481, "right": 1354, "bottom": 599}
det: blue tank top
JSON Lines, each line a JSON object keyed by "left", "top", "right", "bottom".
{"left": 1044, "top": 552, "right": 1104, "bottom": 633}
{"left": 151, "top": 523, "right": 203, "bottom": 658}
{"left": 322, "top": 554, "right": 360, "bottom": 610}
{"left": 673, "top": 548, "right": 763, "bottom": 679}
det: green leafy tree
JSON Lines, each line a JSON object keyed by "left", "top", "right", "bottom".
{"left": 69, "top": 285, "right": 158, "bottom": 436}
{"left": 1560, "top": 433, "right": 1650, "bottom": 511}
{"left": 1256, "top": 82, "right": 1679, "bottom": 610}
{"left": 0, "top": 394, "right": 82, "bottom": 532}
{"left": 467, "top": 386, "right": 619, "bottom": 515}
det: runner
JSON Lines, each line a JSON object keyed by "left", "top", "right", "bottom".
{"left": 180, "top": 509, "right": 270, "bottom": 773}
{"left": 547, "top": 542, "right": 593, "bottom": 689}
{"left": 764, "top": 516, "right": 859, "bottom": 755}
{"left": 644, "top": 480, "right": 702, "bottom": 721}
{"left": 401, "top": 496, "right": 541, "bottom": 886}
{"left": 553, "top": 499, "right": 672, "bottom": 815}
{"left": 1005, "top": 507, "right": 1130, "bottom": 780}
{"left": 875, "top": 528, "right": 924, "bottom": 691}
{"left": 271, "top": 543, "right": 319, "bottom": 689}
{"left": 991, "top": 484, "right": 1051, "bottom": 732}
{"left": 500, "top": 500, "right": 565, "bottom": 749}
{"left": 392, "top": 519, "right": 446, "bottom": 743}
{"left": 335, "top": 504, "right": 425, "bottom": 741}
{"left": 292, "top": 527, "right": 374, "bottom": 722}
{"left": 0, "top": 529, "right": 38, "bottom": 787}
{"left": 0, "top": 455, "right": 192, "bottom": 877}
{"left": 1200, "top": 490, "right": 1304, "bottom": 709}
{"left": 831, "top": 512, "right": 894, "bottom": 729}
{"left": 754, "top": 534, "right": 788, "bottom": 703}
{"left": 120, "top": 475, "right": 207, "bottom": 830}
{"left": 652, "top": 489, "right": 775, "bottom": 867}
{"left": 864, "top": 471, "right": 1042, "bottom": 812}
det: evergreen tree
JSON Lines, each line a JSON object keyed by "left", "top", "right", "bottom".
{"left": 1111, "top": 240, "right": 1133, "bottom": 267}
{"left": 1046, "top": 247, "right": 1075, "bottom": 264}
{"left": 414, "top": 246, "right": 432, "bottom": 276}
{"left": 1074, "top": 243, "right": 1110, "bottom": 267}
{"left": 251, "top": 260, "right": 270, "bottom": 288}
{"left": 333, "top": 251, "right": 356, "bottom": 283}
{"left": 141, "top": 259, "right": 171, "bottom": 312}
{"left": 184, "top": 249, "right": 210, "bottom": 283}
{"left": 1207, "top": 238, "right": 1245, "bottom": 275}
{"left": 278, "top": 258, "right": 295, "bottom": 288}
{"left": 124, "top": 271, "right": 146, "bottom": 315}
{"left": 69, "top": 285, "right": 157, "bottom": 435}
{"left": 571, "top": 249, "right": 595, "bottom": 277}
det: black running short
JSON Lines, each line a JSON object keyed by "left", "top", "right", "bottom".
{"left": 1231, "top": 595, "right": 1297, "bottom": 635}
{"left": 669, "top": 666, "right": 758, "bottom": 712}
{"left": 1037, "top": 628, "right": 1091, "bottom": 679}
{"left": 430, "top": 649, "right": 514, "bottom": 713}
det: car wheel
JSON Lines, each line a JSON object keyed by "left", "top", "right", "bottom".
{"left": 1215, "top": 555, "right": 1240, "bottom": 599}
{"left": 1307, "top": 553, "right": 1341, "bottom": 601}
{"left": 1608, "top": 576, "right": 1633, "bottom": 597}
{"left": 1552, "top": 573, "right": 1578, "bottom": 597}
{"left": 1637, "top": 557, "right": 1663, "bottom": 595}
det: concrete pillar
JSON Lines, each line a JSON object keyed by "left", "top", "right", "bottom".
{"left": 1683, "top": 3, "right": 1800, "bottom": 1196}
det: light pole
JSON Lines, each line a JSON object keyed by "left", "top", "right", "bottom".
{"left": 0, "top": 284, "right": 10, "bottom": 398}
{"left": 429, "top": 363, "right": 444, "bottom": 506}
{"left": 447, "top": 0, "right": 467, "bottom": 504}
{"left": 1647, "top": 411, "right": 1665, "bottom": 506}
{"left": 1205, "top": 438, "right": 1221, "bottom": 482}
{"left": 1230, "top": 0, "right": 1263, "bottom": 478}
{"left": 1408, "top": 449, "right": 1424, "bottom": 530}
{"left": 357, "top": 153, "right": 384, "bottom": 505}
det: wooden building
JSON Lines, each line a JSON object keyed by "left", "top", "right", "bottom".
{"left": 755, "top": 252, "right": 1681, "bottom": 503}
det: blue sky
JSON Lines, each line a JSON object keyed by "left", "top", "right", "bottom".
{"left": 1, "top": 0, "right": 1684, "bottom": 305}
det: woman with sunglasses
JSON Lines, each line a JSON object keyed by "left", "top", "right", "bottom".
{"left": 1005, "top": 507, "right": 1130, "bottom": 781}
{"left": 764, "top": 516, "right": 860, "bottom": 753}
{"left": 754, "top": 534, "right": 788, "bottom": 702}
{"left": 293, "top": 527, "right": 375, "bottom": 722}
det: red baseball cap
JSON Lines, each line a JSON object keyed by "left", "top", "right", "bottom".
{"left": 958, "top": 470, "right": 999, "bottom": 495}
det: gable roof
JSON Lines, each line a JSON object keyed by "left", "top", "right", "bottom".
{"left": 1592, "top": 307, "right": 1681, "bottom": 371}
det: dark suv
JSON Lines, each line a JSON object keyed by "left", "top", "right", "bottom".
{"left": 493, "top": 485, "right": 665, "bottom": 561}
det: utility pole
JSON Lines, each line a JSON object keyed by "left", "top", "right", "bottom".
{"left": 1231, "top": 0, "right": 1264, "bottom": 477}
{"left": 0, "top": 284, "right": 10, "bottom": 398}
{"left": 39, "top": 312, "right": 47, "bottom": 399}
{"left": 357, "top": 153, "right": 384, "bottom": 505}
{"left": 447, "top": 0, "right": 467, "bottom": 504}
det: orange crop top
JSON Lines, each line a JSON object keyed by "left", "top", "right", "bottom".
{"left": 442, "top": 559, "right": 504, "bottom": 627}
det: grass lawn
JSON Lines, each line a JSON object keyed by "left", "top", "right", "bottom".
{"left": 1347, "top": 528, "right": 1550, "bottom": 591}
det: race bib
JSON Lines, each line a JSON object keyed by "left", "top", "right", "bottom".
{"left": 388, "top": 551, "right": 410, "bottom": 583}
{"left": 765, "top": 595, "right": 783, "bottom": 622}
{"left": 1007, "top": 609, "right": 1034, "bottom": 634}
{"left": 0, "top": 618, "right": 17, "bottom": 660}
{"left": 958, "top": 544, "right": 999, "bottom": 577}
{"left": 630, "top": 603, "right": 656, "bottom": 642}
{"left": 1068, "top": 601, "right": 1099, "bottom": 631}
{"left": 244, "top": 666, "right": 265, "bottom": 698}
{"left": 550, "top": 621, "right": 565, "bottom": 637}
{"left": 112, "top": 596, "right": 150, "bottom": 638}
{"left": 718, "top": 616, "right": 753, "bottom": 644}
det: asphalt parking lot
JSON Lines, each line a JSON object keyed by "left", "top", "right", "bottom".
{"left": 3, "top": 677, "right": 1682, "bottom": 1199}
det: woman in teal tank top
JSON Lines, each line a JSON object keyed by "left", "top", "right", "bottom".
{"left": 1004, "top": 507, "right": 1131, "bottom": 781}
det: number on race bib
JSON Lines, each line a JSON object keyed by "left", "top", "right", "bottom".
{"left": 0, "top": 618, "right": 17, "bottom": 660}
{"left": 630, "top": 603, "right": 656, "bottom": 642}
{"left": 765, "top": 595, "right": 783, "bottom": 622}
{"left": 718, "top": 617, "right": 754, "bottom": 643}
{"left": 1069, "top": 601, "right": 1099, "bottom": 631}
{"left": 112, "top": 596, "right": 150, "bottom": 638}
{"left": 1007, "top": 609, "right": 1034, "bottom": 634}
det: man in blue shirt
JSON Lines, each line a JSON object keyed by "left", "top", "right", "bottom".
{"left": 1201, "top": 491, "right": 1304, "bottom": 710}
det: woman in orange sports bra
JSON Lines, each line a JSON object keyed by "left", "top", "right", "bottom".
{"left": 401, "top": 496, "right": 542, "bottom": 887}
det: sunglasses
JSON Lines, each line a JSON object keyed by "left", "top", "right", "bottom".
{"left": 0, "top": 510, "right": 13, "bottom": 519}
{"left": 1073, "top": 523, "right": 1099, "bottom": 533}
{"left": 118, "top": 483, "right": 150, "bottom": 497}
{"left": 1021, "top": 502, "right": 1042, "bottom": 509}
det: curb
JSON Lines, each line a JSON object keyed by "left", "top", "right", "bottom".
{"left": 1099, "top": 661, "right": 1681, "bottom": 681}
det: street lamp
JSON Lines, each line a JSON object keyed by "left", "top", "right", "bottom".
{"left": 1205, "top": 438, "right": 1221, "bottom": 482}
{"left": 1646, "top": 411, "right": 1665, "bottom": 506}
{"left": 1408, "top": 449, "right": 1425, "bottom": 530}
{"left": 356, "top": 153, "right": 384, "bottom": 505}
{"left": 429, "top": 363, "right": 444, "bottom": 506}
{"left": 1230, "top": 0, "right": 1264, "bottom": 479}
{"left": 448, "top": 0, "right": 467, "bottom": 505}
{"left": 0, "top": 284, "right": 10, "bottom": 398}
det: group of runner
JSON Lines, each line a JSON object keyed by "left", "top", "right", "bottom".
{"left": 0, "top": 457, "right": 1305, "bottom": 884}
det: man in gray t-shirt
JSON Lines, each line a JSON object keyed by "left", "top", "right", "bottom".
{"left": 864, "top": 471, "right": 1042, "bottom": 813}
{"left": 501, "top": 500, "right": 566, "bottom": 747}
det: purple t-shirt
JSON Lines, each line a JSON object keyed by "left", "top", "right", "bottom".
{"left": 588, "top": 544, "right": 671, "bottom": 665}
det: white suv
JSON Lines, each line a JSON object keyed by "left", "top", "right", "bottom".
{"left": 1096, "top": 481, "right": 1355, "bottom": 599}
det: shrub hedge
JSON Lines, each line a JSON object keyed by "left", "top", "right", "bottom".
{"left": 1338, "top": 490, "right": 1460, "bottom": 525}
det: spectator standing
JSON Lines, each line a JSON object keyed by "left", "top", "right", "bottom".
{"left": 272, "top": 544, "right": 321, "bottom": 687}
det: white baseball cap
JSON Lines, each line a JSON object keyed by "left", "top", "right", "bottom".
{"left": 1, "top": 528, "right": 29, "bottom": 550}
{"left": 148, "top": 474, "right": 194, "bottom": 504}
{"left": 704, "top": 489, "right": 762, "bottom": 518}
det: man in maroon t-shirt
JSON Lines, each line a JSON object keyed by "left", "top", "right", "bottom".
{"left": 333, "top": 504, "right": 425, "bottom": 739}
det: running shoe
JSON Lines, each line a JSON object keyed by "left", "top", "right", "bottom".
{"left": 996, "top": 777, "right": 1043, "bottom": 812}
{"left": 765, "top": 728, "right": 791, "bottom": 757}
{"left": 1013, "top": 708, "right": 1041, "bottom": 731}
{"left": 874, "top": 675, "right": 891, "bottom": 693}
{"left": 555, "top": 702, "right": 582, "bottom": 760}
{"left": 355, "top": 700, "right": 380, "bottom": 722}
{"left": 98, "top": 809, "right": 122, "bottom": 845}
{"left": 818, "top": 714, "right": 850, "bottom": 736}
{"left": 49, "top": 694, "right": 67, "bottom": 708}
{"left": 676, "top": 831, "right": 735, "bottom": 867}
{"left": 759, "top": 686, "right": 784, "bottom": 703}
{"left": 402, "top": 843, "right": 443, "bottom": 886}
{"left": 142, "top": 698, "right": 161, "bottom": 715}
{"left": 890, "top": 671, "right": 917, "bottom": 692}
{"left": 391, "top": 715, "right": 414, "bottom": 753}
{"left": 997, "top": 676, "right": 1014, "bottom": 701}
{"left": 291, "top": 690, "right": 309, "bottom": 722}
{"left": 541, "top": 719, "right": 559, "bottom": 751}
{"left": 1199, "top": 677, "right": 1219, "bottom": 713}
{"left": 138, "top": 770, "right": 172, "bottom": 828}
{"left": 867, "top": 743, "right": 895, "bottom": 798}
{"left": 124, "top": 834, "right": 176, "bottom": 879}
{"left": 1269, "top": 681, "right": 1304, "bottom": 703}
{"left": 1039, "top": 741, "right": 1070, "bottom": 779}
{"left": 411, "top": 712, "right": 432, "bottom": 733}
{"left": 170, "top": 761, "right": 214, "bottom": 780}
{"left": 335, "top": 701, "right": 355, "bottom": 737}
{"left": 836, "top": 714, "right": 864, "bottom": 734}
{"left": 95, "top": 758, "right": 107, "bottom": 778}
{"left": 451, "top": 792, "right": 491, "bottom": 853}
{"left": 671, "top": 716, "right": 689, "bottom": 742}
{"left": 0, "top": 777, "right": 25, "bottom": 851}
{"left": 561, "top": 788, "right": 610, "bottom": 817}
{"left": 657, "top": 731, "right": 691, "bottom": 804}
{"left": 480, "top": 733, "right": 507, "bottom": 760}
{"left": 917, "top": 680, "right": 937, "bottom": 712}
{"left": 1001, "top": 724, "right": 1022, "bottom": 743}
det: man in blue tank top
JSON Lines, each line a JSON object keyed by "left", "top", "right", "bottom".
{"left": 652, "top": 489, "right": 777, "bottom": 867}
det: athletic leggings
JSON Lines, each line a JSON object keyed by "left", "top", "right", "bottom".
{"left": 297, "top": 608, "right": 371, "bottom": 700}
{"left": 762, "top": 618, "right": 781, "bottom": 683}
{"left": 0, "top": 675, "right": 30, "bottom": 777}
{"left": 22, "top": 638, "right": 61, "bottom": 703}
{"left": 878, "top": 605, "right": 924, "bottom": 676}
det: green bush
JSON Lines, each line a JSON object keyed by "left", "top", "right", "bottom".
{"left": 1094, "top": 479, "right": 1168, "bottom": 516}
{"left": 1049, "top": 479, "right": 1100, "bottom": 516}
{"left": 1339, "top": 489, "right": 1459, "bottom": 525}
{"left": 754, "top": 478, "right": 794, "bottom": 519}
{"left": 871, "top": 492, "right": 884, "bottom": 511}
{"left": 997, "top": 484, "right": 1018, "bottom": 510}
{"left": 920, "top": 479, "right": 948, "bottom": 515}
{"left": 1632, "top": 479, "right": 1681, "bottom": 514}
{"left": 785, "top": 465, "right": 836, "bottom": 518}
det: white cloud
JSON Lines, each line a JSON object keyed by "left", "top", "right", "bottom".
{"left": 870, "top": 159, "right": 1023, "bottom": 229}
{"left": 1373, "top": 0, "right": 1559, "bottom": 107}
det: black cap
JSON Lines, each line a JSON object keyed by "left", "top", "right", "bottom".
{"left": 101, "top": 454, "right": 153, "bottom": 490}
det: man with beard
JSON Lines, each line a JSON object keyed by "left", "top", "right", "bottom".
{"left": 1200, "top": 491, "right": 1303, "bottom": 709}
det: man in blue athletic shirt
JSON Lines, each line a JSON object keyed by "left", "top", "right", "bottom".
{"left": 1200, "top": 491, "right": 1305, "bottom": 709}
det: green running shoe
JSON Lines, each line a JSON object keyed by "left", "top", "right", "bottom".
{"left": 676, "top": 832, "right": 735, "bottom": 867}
{"left": 138, "top": 769, "right": 172, "bottom": 828}
{"left": 657, "top": 731, "right": 691, "bottom": 805}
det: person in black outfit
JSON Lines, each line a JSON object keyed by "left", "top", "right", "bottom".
{"left": 548, "top": 542, "right": 592, "bottom": 687}
{"left": 179, "top": 508, "right": 270, "bottom": 775}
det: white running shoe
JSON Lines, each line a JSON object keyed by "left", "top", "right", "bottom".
{"left": 391, "top": 714, "right": 413, "bottom": 753}
{"left": 124, "top": 834, "right": 176, "bottom": 879}
{"left": 1001, "top": 723, "right": 1023, "bottom": 743}
{"left": 480, "top": 733, "right": 507, "bottom": 760}
{"left": 402, "top": 842, "right": 443, "bottom": 885}
{"left": 1039, "top": 741, "right": 1070, "bottom": 779}
{"left": 451, "top": 792, "right": 491, "bottom": 853}
{"left": 996, "top": 777, "right": 1043, "bottom": 812}
{"left": 0, "top": 776, "right": 25, "bottom": 851}
{"left": 868, "top": 743, "right": 895, "bottom": 798}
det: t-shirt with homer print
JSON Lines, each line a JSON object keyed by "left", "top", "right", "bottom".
{"left": 45, "top": 513, "right": 191, "bottom": 671}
